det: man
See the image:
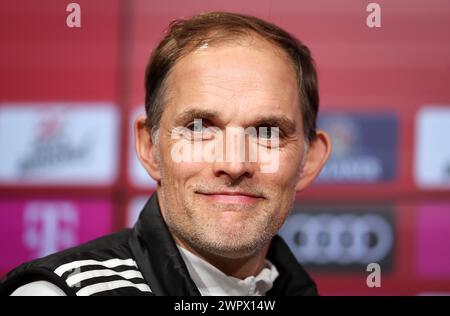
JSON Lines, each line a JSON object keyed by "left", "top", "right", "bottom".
{"left": 0, "top": 12, "right": 331, "bottom": 296}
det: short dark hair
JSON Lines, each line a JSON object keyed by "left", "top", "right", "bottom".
{"left": 145, "top": 11, "right": 319, "bottom": 142}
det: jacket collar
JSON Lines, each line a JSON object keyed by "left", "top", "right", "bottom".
{"left": 130, "top": 192, "right": 200, "bottom": 295}
{"left": 131, "top": 192, "right": 317, "bottom": 296}
{"left": 266, "top": 235, "right": 318, "bottom": 296}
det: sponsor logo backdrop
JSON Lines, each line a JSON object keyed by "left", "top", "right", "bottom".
{"left": 1, "top": 0, "right": 449, "bottom": 295}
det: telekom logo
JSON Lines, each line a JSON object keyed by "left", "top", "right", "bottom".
{"left": 23, "top": 202, "right": 79, "bottom": 258}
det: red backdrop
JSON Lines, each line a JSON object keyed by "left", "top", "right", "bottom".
{"left": 1, "top": 0, "right": 449, "bottom": 295}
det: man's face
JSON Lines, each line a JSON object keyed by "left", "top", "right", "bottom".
{"left": 154, "top": 37, "right": 307, "bottom": 259}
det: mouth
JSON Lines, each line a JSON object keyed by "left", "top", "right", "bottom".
{"left": 195, "top": 190, "right": 265, "bottom": 205}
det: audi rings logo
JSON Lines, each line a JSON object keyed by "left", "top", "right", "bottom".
{"left": 280, "top": 213, "right": 394, "bottom": 266}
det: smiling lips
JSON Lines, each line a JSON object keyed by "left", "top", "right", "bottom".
{"left": 197, "top": 191, "right": 264, "bottom": 205}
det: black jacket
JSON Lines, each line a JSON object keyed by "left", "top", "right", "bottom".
{"left": 0, "top": 193, "right": 318, "bottom": 296}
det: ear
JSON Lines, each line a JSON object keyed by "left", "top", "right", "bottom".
{"left": 134, "top": 114, "right": 161, "bottom": 183}
{"left": 295, "top": 130, "right": 332, "bottom": 191}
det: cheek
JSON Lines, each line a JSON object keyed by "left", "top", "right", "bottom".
{"left": 272, "top": 150, "right": 303, "bottom": 187}
{"left": 160, "top": 145, "right": 206, "bottom": 186}
{"left": 161, "top": 137, "right": 207, "bottom": 177}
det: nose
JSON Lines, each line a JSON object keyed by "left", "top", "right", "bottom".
{"left": 212, "top": 160, "right": 255, "bottom": 182}
{"left": 211, "top": 128, "right": 256, "bottom": 182}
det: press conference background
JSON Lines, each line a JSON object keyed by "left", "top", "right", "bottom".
{"left": 1, "top": 0, "right": 449, "bottom": 295}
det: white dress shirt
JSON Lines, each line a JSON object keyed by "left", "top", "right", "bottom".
{"left": 177, "top": 245, "right": 279, "bottom": 296}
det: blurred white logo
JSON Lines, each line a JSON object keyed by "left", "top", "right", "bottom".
{"left": 415, "top": 106, "right": 450, "bottom": 189}
{"left": 23, "top": 202, "right": 79, "bottom": 258}
{"left": 280, "top": 213, "right": 394, "bottom": 264}
{"left": 0, "top": 103, "right": 119, "bottom": 185}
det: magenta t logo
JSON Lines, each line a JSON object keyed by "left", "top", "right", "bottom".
{"left": 23, "top": 202, "right": 79, "bottom": 258}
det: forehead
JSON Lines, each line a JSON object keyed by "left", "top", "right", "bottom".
{"left": 162, "top": 36, "right": 302, "bottom": 125}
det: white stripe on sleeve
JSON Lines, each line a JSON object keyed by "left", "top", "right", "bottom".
{"left": 54, "top": 258, "right": 138, "bottom": 277}
{"left": 76, "top": 280, "right": 152, "bottom": 296}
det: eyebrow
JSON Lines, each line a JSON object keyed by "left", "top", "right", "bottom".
{"left": 174, "top": 108, "right": 297, "bottom": 134}
{"left": 174, "top": 108, "right": 220, "bottom": 125}
{"left": 251, "top": 115, "right": 297, "bottom": 135}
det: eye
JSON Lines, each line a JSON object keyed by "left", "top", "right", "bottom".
{"left": 259, "top": 127, "right": 272, "bottom": 139}
{"left": 186, "top": 122, "right": 205, "bottom": 133}
{"left": 255, "top": 126, "right": 281, "bottom": 148}
{"left": 258, "top": 126, "right": 279, "bottom": 139}
{"left": 184, "top": 120, "right": 214, "bottom": 140}
{"left": 185, "top": 118, "right": 210, "bottom": 133}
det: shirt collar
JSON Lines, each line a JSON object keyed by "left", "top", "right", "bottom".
{"left": 177, "top": 244, "right": 279, "bottom": 296}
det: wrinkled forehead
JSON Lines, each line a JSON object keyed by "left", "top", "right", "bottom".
{"left": 179, "top": 30, "right": 295, "bottom": 63}
{"left": 161, "top": 35, "right": 302, "bottom": 127}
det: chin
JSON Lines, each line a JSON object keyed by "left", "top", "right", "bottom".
{"left": 203, "top": 242, "right": 262, "bottom": 259}
{"left": 200, "top": 230, "right": 270, "bottom": 258}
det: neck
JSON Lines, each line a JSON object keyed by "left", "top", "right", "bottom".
{"left": 173, "top": 235, "right": 270, "bottom": 280}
